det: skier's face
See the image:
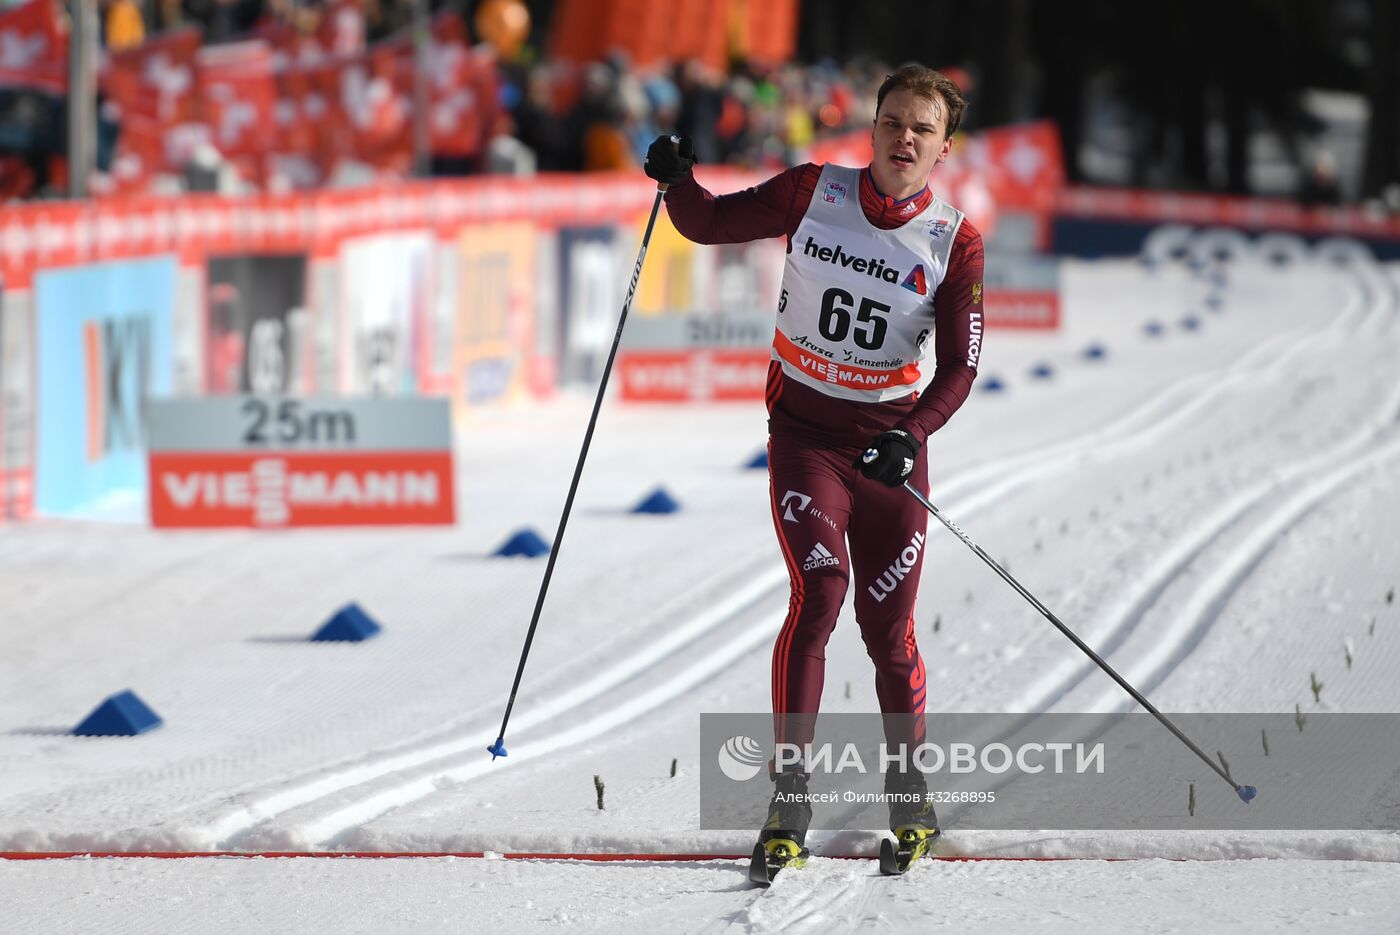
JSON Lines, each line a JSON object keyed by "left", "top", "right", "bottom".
{"left": 871, "top": 88, "right": 953, "bottom": 201}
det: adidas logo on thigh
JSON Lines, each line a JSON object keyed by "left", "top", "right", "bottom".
{"left": 802, "top": 542, "right": 841, "bottom": 571}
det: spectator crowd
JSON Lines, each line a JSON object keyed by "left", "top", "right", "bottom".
{"left": 504, "top": 53, "right": 893, "bottom": 175}
{"left": 0, "top": 0, "right": 900, "bottom": 200}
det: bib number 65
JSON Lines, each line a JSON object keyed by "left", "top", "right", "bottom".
{"left": 818, "top": 287, "right": 890, "bottom": 351}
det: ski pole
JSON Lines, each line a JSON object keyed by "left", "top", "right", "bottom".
{"left": 487, "top": 181, "right": 670, "bottom": 761}
{"left": 895, "top": 477, "right": 1257, "bottom": 803}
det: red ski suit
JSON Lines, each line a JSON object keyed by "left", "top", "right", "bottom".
{"left": 665, "top": 164, "right": 984, "bottom": 753}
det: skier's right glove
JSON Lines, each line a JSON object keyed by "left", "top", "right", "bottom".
{"left": 644, "top": 135, "right": 696, "bottom": 187}
{"left": 856, "top": 429, "right": 920, "bottom": 487}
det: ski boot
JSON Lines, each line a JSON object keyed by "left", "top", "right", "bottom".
{"left": 748, "top": 771, "right": 813, "bottom": 886}
{"left": 880, "top": 772, "right": 939, "bottom": 876}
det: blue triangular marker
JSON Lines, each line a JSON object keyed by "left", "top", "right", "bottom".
{"left": 74, "top": 690, "right": 163, "bottom": 737}
{"left": 632, "top": 487, "right": 681, "bottom": 515}
{"left": 312, "top": 602, "right": 382, "bottom": 642}
{"left": 980, "top": 376, "right": 1006, "bottom": 393}
{"left": 494, "top": 528, "right": 551, "bottom": 558}
{"left": 744, "top": 450, "right": 769, "bottom": 470}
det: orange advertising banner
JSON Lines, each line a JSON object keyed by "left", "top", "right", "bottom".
{"left": 149, "top": 450, "right": 455, "bottom": 527}
{"left": 617, "top": 349, "right": 771, "bottom": 402}
{"left": 770, "top": 331, "right": 922, "bottom": 393}
{"left": 456, "top": 220, "right": 537, "bottom": 405}
{"left": 984, "top": 290, "right": 1061, "bottom": 330}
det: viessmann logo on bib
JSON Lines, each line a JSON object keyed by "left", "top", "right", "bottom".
{"left": 802, "top": 237, "right": 901, "bottom": 284}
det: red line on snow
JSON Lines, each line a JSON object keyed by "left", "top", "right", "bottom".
{"left": 0, "top": 851, "right": 1127, "bottom": 862}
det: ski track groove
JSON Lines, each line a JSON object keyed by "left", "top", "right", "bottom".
{"left": 933, "top": 327, "right": 1304, "bottom": 508}
{"left": 939, "top": 262, "right": 1375, "bottom": 513}
{"left": 1009, "top": 271, "right": 1395, "bottom": 714}
{"left": 1102, "top": 428, "right": 1400, "bottom": 711}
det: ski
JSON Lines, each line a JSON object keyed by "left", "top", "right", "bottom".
{"left": 878, "top": 826, "right": 939, "bottom": 876}
{"left": 748, "top": 838, "right": 809, "bottom": 886}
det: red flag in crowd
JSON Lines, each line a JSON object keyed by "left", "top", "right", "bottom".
{"left": 101, "top": 26, "right": 203, "bottom": 183}
{"left": 0, "top": 0, "right": 66, "bottom": 93}
{"left": 336, "top": 11, "right": 493, "bottom": 171}
{"left": 959, "top": 121, "right": 1065, "bottom": 212}
{"left": 18, "top": 6, "right": 493, "bottom": 193}
{"left": 425, "top": 20, "right": 498, "bottom": 158}
{"left": 103, "top": 26, "right": 201, "bottom": 125}
{"left": 339, "top": 41, "right": 413, "bottom": 172}
{"left": 263, "top": 22, "right": 344, "bottom": 179}
{"left": 197, "top": 39, "right": 278, "bottom": 159}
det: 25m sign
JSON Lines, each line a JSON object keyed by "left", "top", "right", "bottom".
{"left": 146, "top": 396, "right": 454, "bottom": 528}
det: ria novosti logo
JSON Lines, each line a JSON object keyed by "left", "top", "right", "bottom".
{"left": 717, "top": 735, "right": 766, "bottom": 782}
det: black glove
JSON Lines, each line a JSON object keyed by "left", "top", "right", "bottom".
{"left": 644, "top": 134, "right": 696, "bottom": 187}
{"left": 855, "top": 429, "right": 920, "bottom": 487}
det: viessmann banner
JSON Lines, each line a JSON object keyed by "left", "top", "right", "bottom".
{"left": 617, "top": 311, "right": 773, "bottom": 402}
{"left": 146, "top": 396, "right": 454, "bottom": 528}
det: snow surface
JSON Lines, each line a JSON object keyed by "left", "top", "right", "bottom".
{"left": 4, "top": 256, "right": 1400, "bottom": 931}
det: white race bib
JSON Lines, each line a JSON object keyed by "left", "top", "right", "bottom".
{"left": 773, "top": 165, "right": 963, "bottom": 402}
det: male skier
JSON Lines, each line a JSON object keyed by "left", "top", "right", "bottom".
{"left": 645, "top": 64, "right": 984, "bottom": 875}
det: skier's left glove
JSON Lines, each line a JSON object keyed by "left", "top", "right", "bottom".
{"left": 855, "top": 429, "right": 919, "bottom": 487}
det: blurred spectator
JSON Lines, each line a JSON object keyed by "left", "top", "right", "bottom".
{"left": 568, "top": 61, "right": 624, "bottom": 171}
{"left": 104, "top": 0, "right": 147, "bottom": 51}
{"left": 189, "top": 0, "right": 260, "bottom": 44}
{"left": 1301, "top": 149, "right": 1342, "bottom": 206}
{"left": 0, "top": 89, "right": 59, "bottom": 197}
{"left": 634, "top": 74, "right": 679, "bottom": 158}
{"left": 153, "top": 0, "right": 184, "bottom": 30}
{"left": 363, "top": 0, "right": 411, "bottom": 42}
{"left": 675, "top": 60, "right": 724, "bottom": 164}
{"left": 510, "top": 64, "right": 572, "bottom": 171}
{"left": 580, "top": 97, "right": 633, "bottom": 172}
